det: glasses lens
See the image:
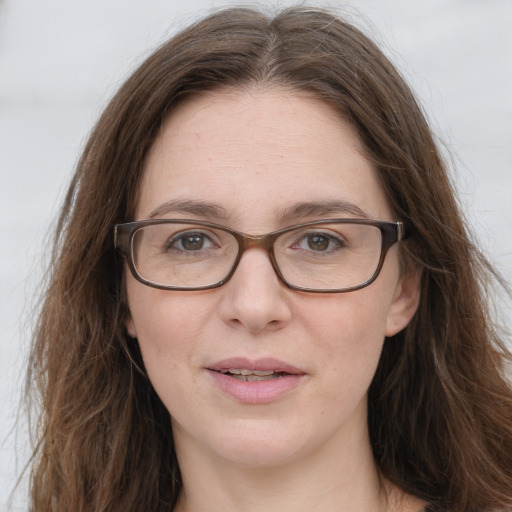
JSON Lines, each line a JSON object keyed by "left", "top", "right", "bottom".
{"left": 131, "top": 223, "right": 238, "bottom": 288}
{"left": 274, "top": 222, "right": 382, "bottom": 290}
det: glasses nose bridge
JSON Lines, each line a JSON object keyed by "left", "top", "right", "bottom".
{"left": 237, "top": 232, "right": 276, "bottom": 258}
{"left": 229, "top": 231, "right": 283, "bottom": 285}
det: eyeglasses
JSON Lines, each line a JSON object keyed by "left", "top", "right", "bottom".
{"left": 114, "top": 218, "right": 407, "bottom": 293}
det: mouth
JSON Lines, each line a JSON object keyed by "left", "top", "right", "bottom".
{"left": 216, "top": 368, "right": 291, "bottom": 382}
{"left": 208, "top": 358, "right": 303, "bottom": 378}
{"left": 207, "top": 358, "right": 305, "bottom": 403}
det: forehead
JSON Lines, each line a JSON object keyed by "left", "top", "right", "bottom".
{"left": 136, "top": 88, "right": 392, "bottom": 227}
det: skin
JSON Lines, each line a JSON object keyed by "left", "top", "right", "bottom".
{"left": 125, "top": 88, "right": 422, "bottom": 512}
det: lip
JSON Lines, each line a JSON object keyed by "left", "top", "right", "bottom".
{"left": 206, "top": 357, "right": 306, "bottom": 405}
{"left": 208, "top": 357, "right": 304, "bottom": 374}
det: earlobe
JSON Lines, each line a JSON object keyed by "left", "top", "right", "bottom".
{"left": 385, "top": 270, "right": 421, "bottom": 337}
{"left": 126, "top": 316, "right": 138, "bottom": 338}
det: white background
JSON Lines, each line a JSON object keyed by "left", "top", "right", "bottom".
{"left": 1, "top": 0, "right": 511, "bottom": 509}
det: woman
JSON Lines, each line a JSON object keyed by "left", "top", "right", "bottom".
{"left": 27, "top": 6, "right": 512, "bottom": 512}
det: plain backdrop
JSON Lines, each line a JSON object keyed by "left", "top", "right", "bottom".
{"left": 1, "top": 0, "right": 511, "bottom": 509}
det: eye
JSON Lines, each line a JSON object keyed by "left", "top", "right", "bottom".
{"left": 305, "top": 234, "right": 330, "bottom": 251}
{"left": 293, "top": 231, "right": 346, "bottom": 252}
{"left": 167, "top": 231, "right": 217, "bottom": 252}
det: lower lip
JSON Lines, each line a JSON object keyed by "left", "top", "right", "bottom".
{"left": 208, "top": 370, "right": 305, "bottom": 404}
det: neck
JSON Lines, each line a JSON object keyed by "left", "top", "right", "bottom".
{"left": 173, "top": 421, "right": 393, "bottom": 512}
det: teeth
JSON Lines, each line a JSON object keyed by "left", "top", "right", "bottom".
{"left": 231, "top": 374, "right": 283, "bottom": 382}
{"left": 217, "top": 368, "right": 286, "bottom": 381}
{"left": 220, "top": 368, "right": 276, "bottom": 376}
{"left": 244, "top": 374, "right": 277, "bottom": 382}
{"left": 242, "top": 369, "right": 275, "bottom": 376}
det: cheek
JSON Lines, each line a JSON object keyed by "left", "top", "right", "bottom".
{"left": 302, "top": 250, "right": 401, "bottom": 348}
{"left": 125, "top": 281, "right": 215, "bottom": 391}
{"left": 127, "top": 279, "right": 212, "bottom": 345}
{"left": 303, "top": 289, "right": 392, "bottom": 347}
{"left": 299, "top": 287, "right": 395, "bottom": 391}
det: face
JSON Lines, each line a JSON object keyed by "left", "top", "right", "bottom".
{"left": 125, "top": 88, "right": 419, "bottom": 469}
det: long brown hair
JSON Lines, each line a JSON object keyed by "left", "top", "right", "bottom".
{"left": 27, "top": 7, "right": 512, "bottom": 512}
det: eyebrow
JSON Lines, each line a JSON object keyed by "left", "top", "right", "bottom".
{"left": 149, "top": 199, "right": 229, "bottom": 220}
{"left": 278, "top": 200, "right": 369, "bottom": 222}
{"left": 148, "top": 198, "right": 369, "bottom": 223}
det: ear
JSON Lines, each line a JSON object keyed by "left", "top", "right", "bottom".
{"left": 121, "top": 267, "right": 138, "bottom": 338}
{"left": 385, "top": 270, "right": 421, "bottom": 337}
{"left": 125, "top": 315, "right": 138, "bottom": 338}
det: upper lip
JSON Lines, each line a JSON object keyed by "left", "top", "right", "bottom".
{"left": 207, "top": 357, "right": 304, "bottom": 375}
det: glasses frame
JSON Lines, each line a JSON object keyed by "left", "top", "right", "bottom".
{"left": 114, "top": 218, "right": 407, "bottom": 293}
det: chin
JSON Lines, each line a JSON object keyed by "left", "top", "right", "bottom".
{"left": 217, "top": 442, "right": 304, "bottom": 469}
{"left": 201, "top": 419, "right": 322, "bottom": 468}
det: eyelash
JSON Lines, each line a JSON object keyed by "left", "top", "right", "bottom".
{"left": 165, "top": 231, "right": 217, "bottom": 253}
{"left": 290, "top": 231, "right": 348, "bottom": 252}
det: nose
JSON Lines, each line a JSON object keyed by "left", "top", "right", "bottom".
{"left": 217, "top": 248, "right": 293, "bottom": 334}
